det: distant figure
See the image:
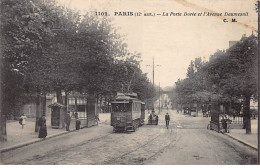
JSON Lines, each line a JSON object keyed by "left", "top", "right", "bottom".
{"left": 165, "top": 112, "right": 170, "bottom": 129}
{"left": 75, "top": 112, "right": 81, "bottom": 130}
{"left": 155, "top": 115, "right": 159, "bottom": 125}
{"left": 38, "top": 115, "right": 47, "bottom": 138}
{"left": 19, "top": 114, "right": 27, "bottom": 129}
{"left": 232, "top": 112, "right": 236, "bottom": 120}
{"left": 149, "top": 113, "right": 153, "bottom": 124}
{"left": 152, "top": 110, "right": 155, "bottom": 116}
{"left": 95, "top": 114, "right": 100, "bottom": 125}
{"left": 64, "top": 112, "right": 71, "bottom": 131}
{"left": 226, "top": 118, "right": 232, "bottom": 133}
{"left": 221, "top": 116, "right": 227, "bottom": 133}
{"left": 74, "top": 112, "right": 78, "bottom": 120}
{"left": 252, "top": 114, "right": 256, "bottom": 119}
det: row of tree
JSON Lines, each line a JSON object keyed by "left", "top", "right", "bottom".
{"left": 173, "top": 35, "right": 258, "bottom": 134}
{"left": 0, "top": 0, "right": 156, "bottom": 141}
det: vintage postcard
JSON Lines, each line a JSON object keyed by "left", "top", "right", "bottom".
{"left": 0, "top": 0, "right": 258, "bottom": 165}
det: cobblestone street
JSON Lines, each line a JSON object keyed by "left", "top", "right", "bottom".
{"left": 1, "top": 110, "right": 257, "bottom": 165}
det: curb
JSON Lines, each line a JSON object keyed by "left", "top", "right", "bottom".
{"left": 0, "top": 126, "right": 88, "bottom": 153}
{"left": 224, "top": 133, "right": 258, "bottom": 151}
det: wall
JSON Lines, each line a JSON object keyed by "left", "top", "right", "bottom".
{"left": 22, "top": 104, "right": 37, "bottom": 118}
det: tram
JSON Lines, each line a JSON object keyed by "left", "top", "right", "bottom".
{"left": 111, "top": 92, "right": 145, "bottom": 132}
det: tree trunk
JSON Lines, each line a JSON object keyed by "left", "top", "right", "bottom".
{"left": 107, "top": 97, "right": 111, "bottom": 113}
{"left": 56, "top": 89, "right": 64, "bottom": 129}
{"left": 0, "top": 113, "right": 7, "bottom": 142}
{"left": 35, "top": 93, "right": 46, "bottom": 132}
{"left": 75, "top": 97, "right": 78, "bottom": 113}
{"left": 105, "top": 96, "right": 108, "bottom": 113}
{"left": 64, "top": 90, "right": 68, "bottom": 113}
{"left": 35, "top": 92, "right": 41, "bottom": 132}
{"left": 96, "top": 94, "right": 99, "bottom": 114}
{"left": 42, "top": 93, "right": 46, "bottom": 116}
{"left": 99, "top": 95, "right": 102, "bottom": 113}
{"left": 243, "top": 95, "right": 251, "bottom": 134}
{"left": 0, "top": 40, "right": 7, "bottom": 141}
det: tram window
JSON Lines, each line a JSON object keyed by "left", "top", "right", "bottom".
{"left": 77, "top": 105, "right": 86, "bottom": 112}
{"left": 112, "top": 103, "right": 130, "bottom": 112}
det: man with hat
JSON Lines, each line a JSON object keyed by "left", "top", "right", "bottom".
{"left": 165, "top": 112, "right": 170, "bottom": 129}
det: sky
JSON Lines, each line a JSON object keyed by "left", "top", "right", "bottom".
{"left": 57, "top": 0, "right": 258, "bottom": 88}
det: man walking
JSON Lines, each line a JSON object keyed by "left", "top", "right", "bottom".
{"left": 65, "top": 112, "right": 71, "bottom": 131}
{"left": 165, "top": 112, "right": 170, "bottom": 129}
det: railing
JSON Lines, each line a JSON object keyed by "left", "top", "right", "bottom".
{"left": 225, "top": 115, "right": 243, "bottom": 124}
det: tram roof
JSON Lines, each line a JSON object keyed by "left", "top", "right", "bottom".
{"left": 111, "top": 99, "right": 142, "bottom": 104}
{"left": 112, "top": 92, "right": 143, "bottom": 103}
{"left": 111, "top": 101, "right": 129, "bottom": 104}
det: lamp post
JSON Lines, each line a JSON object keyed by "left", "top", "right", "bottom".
{"left": 146, "top": 57, "right": 161, "bottom": 110}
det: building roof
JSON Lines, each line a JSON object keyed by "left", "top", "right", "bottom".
{"left": 48, "top": 102, "right": 66, "bottom": 108}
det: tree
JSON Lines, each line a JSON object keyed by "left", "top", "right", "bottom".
{"left": 77, "top": 15, "right": 117, "bottom": 95}
{"left": 0, "top": 0, "right": 156, "bottom": 139}
{"left": 0, "top": 0, "right": 57, "bottom": 140}
{"left": 173, "top": 35, "right": 257, "bottom": 134}
{"left": 186, "top": 60, "right": 195, "bottom": 79}
{"left": 222, "top": 35, "right": 257, "bottom": 134}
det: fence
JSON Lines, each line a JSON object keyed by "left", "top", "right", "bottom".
{"left": 226, "top": 115, "right": 243, "bottom": 129}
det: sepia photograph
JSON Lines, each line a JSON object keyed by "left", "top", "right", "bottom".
{"left": 0, "top": 0, "right": 259, "bottom": 165}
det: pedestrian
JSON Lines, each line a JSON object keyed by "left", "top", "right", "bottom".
{"left": 95, "top": 114, "right": 100, "bottom": 125}
{"left": 224, "top": 115, "right": 229, "bottom": 133}
{"left": 38, "top": 114, "right": 47, "bottom": 139}
{"left": 74, "top": 112, "right": 78, "bottom": 120}
{"left": 226, "top": 118, "right": 232, "bottom": 133}
{"left": 155, "top": 115, "right": 159, "bottom": 125}
{"left": 75, "top": 112, "right": 81, "bottom": 130}
{"left": 64, "top": 112, "right": 71, "bottom": 131}
{"left": 233, "top": 112, "right": 236, "bottom": 120}
{"left": 221, "top": 115, "right": 226, "bottom": 133}
{"left": 149, "top": 112, "right": 153, "bottom": 124}
{"left": 19, "top": 114, "right": 27, "bottom": 129}
{"left": 165, "top": 112, "right": 170, "bottom": 129}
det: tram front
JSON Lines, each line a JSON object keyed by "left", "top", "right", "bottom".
{"left": 111, "top": 99, "right": 131, "bottom": 132}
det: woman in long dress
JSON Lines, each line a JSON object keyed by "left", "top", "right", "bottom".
{"left": 38, "top": 115, "right": 47, "bottom": 138}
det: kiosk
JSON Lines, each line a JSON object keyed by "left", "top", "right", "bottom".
{"left": 48, "top": 102, "right": 66, "bottom": 129}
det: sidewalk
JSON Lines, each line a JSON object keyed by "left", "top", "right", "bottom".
{"left": 0, "top": 113, "right": 111, "bottom": 153}
{"left": 224, "top": 119, "right": 258, "bottom": 150}
{"left": 177, "top": 110, "right": 258, "bottom": 150}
